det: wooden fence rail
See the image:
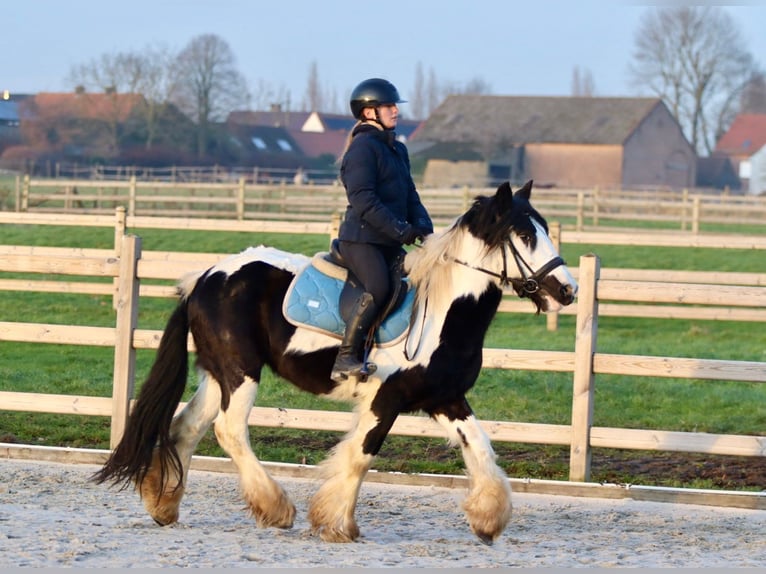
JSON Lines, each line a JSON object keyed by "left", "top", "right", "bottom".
{"left": 3, "top": 208, "right": 766, "bottom": 326}
{"left": 12, "top": 176, "right": 766, "bottom": 230}
{"left": 1, "top": 237, "right": 764, "bottom": 487}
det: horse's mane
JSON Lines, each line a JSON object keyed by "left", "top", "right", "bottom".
{"left": 404, "top": 219, "right": 464, "bottom": 311}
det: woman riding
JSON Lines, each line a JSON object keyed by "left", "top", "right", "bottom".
{"left": 330, "top": 77, "right": 434, "bottom": 383}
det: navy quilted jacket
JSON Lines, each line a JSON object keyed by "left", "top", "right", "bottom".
{"left": 338, "top": 123, "right": 433, "bottom": 246}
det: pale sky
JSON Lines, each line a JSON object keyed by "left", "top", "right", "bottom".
{"left": 4, "top": 1, "right": 765, "bottom": 115}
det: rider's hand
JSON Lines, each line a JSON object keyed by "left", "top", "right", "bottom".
{"left": 400, "top": 224, "right": 421, "bottom": 245}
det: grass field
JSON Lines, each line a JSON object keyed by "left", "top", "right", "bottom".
{"left": 1, "top": 223, "right": 764, "bottom": 489}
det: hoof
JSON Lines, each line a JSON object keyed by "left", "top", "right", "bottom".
{"left": 311, "top": 524, "right": 360, "bottom": 543}
{"left": 141, "top": 482, "right": 184, "bottom": 526}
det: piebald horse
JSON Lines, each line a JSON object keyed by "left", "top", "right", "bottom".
{"left": 93, "top": 180, "right": 578, "bottom": 544}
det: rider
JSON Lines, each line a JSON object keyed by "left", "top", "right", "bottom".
{"left": 330, "top": 78, "right": 434, "bottom": 383}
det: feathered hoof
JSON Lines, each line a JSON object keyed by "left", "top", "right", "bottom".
{"left": 311, "top": 522, "right": 360, "bottom": 543}
{"left": 137, "top": 452, "right": 185, "bottom": 526}
{"left": 463, "top": 480, "right": 512, "bottom": 545}
{"left": 472, "top": 528, "right": 497, "bottom": 546}
{"left": 249, "top": 498, "right": 296, "bottom": 529}
{"left": 140, "top": 481, "right": 184, "bottom": 526}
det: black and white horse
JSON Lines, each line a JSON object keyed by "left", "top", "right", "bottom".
{"left": 93, "top": 180, "right": 577, "bottom": 544}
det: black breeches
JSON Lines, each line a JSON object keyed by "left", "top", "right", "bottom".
{"left": 337, "top": 241, "right": 402, "bottom": 308}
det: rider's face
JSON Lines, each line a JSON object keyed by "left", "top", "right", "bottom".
{"left": 363, "top": 104, "right": 398, "bottom": 129}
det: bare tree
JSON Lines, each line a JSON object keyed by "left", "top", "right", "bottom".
{"left": 171, "top": 34, "right": 250, "bottom": 157}
{"left": 571, "top": 66, "right": 595, "bottom": 96}
{"left": 305, "top": 61, "right": 322, "bottom": 112}
{"left": 67, "top": 46, "right": 187, "bottom": 152}
{"left": 131, "top": 45, "right": 178, "bottom": 150}
{"left": 462, "top": 76, "right": 492, "bottom": 95}
{"left": 629, "top": 6, "right": 756, "bottom": 154}
{"left": 410, "top": 62, "right": 426, "bottom": 120}
{"left": 427, "top": 67, "right": 440, "bottom": 117}
{"left": 67, "top": 52, "right": 147, "bottom": 153}
{"left": 740, "top": 72, "right": 766, "bottom": 114}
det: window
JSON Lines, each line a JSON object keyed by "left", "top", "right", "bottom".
{"left": 252, "top": 137, "right": 267, "bottom": 150}
{"left": 276, "top": 139, "right": 293, "bottom": 152}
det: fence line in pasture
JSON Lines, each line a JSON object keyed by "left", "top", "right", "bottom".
{"left": 12, "top": 176, "right": 766, "bottom": 231}
{"left": 1, "top": 235, "right": 764, "bottom": 500}
{"left": 3, "top": 208, "right": 766, "bottom": 326}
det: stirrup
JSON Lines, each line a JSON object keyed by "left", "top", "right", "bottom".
{"left": 331, "top": 361, "right": 377, "bottom": 383}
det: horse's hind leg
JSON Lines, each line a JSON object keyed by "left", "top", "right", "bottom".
{"left": 433, "top": 403, "right": 512, "bottom": 544}
{"left": 213, "top": 376, "right": 296, "bottom": 529}
{"left": 140, "top": 371, "right": 222, "bottom": 525}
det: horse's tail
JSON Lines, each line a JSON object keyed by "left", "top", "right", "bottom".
{"left": 92, "top": 300, "right": 190, "bottom": 491}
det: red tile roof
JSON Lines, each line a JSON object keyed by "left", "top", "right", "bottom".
{"left": 715, "top": 114, "right": 766, "bottom": 157}
{"left": 21, "top": 92, "right": 145, "bottom": 122}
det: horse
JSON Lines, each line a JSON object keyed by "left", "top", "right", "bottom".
{"left": 92, "top": 180, "right": 578, "bottom": 544}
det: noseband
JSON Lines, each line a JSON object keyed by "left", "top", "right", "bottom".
{"left": 453, "top": 236, "right": 565, "bottom": 299}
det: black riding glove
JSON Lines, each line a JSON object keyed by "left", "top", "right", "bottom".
{"left": 400, "top": 224, "right": 421, "bottom": 245}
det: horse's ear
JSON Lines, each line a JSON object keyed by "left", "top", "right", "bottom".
{"left": 495, "top": 181, "right": 514, "bottom": 210}
{"left": 515, "top": 179, "right": 533, "bottom": 201}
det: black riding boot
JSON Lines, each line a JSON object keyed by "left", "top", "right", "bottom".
{"left": 331, "top": 292, "right": 378, "bottom": 383}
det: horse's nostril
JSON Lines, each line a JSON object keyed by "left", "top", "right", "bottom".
{"left": 561, "top": 284, "right": 577, "bottom": 304}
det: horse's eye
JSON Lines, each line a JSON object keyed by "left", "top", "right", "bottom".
{"left": 517, "top": 232, "right": 532, "bottom": 245}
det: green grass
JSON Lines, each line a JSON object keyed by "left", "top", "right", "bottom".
{"left": 0, "top": 224, "right": 764, "bottom": 489}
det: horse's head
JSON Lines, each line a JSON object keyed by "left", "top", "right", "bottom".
{"left": 463, "top": 180, "right": 578, "bottom": 313}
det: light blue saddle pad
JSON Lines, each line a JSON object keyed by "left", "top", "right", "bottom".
{"left": 283, "top": 256, "right": 414, "bottom": 347}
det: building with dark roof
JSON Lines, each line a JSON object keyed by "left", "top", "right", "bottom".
{"left": 410, "top": 95, "right": 696, "bottom": 189}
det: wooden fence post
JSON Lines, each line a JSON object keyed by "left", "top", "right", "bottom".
{"left": 329, "top": 212, "right": 341, "bottom": 247}
{"left": 112, "top": 207, "right": 126, "bottom": 310}
{"left": 14, "top": 175, "right": 20, "bottom": 212}
{"left": 569, "top": 253, "right": 600, "bottom": 482}
{"left": 110, "top": 233, "right": 142, "bottom": 448}
{"left": 128, "top": 176, "right": 137, "bottom": 217}
{"left": 576, "top": 192, "right": 584, "bottom": 231}
{"left": 237, "top": 177, "right": 246, "bottom": 220}
{"left": 681, "top": 188, "right": 689, "bottom": 231}
{"left": 547, "top": 221, "right": 561, "bottom": 331}
{"left": 591, "top": 186, "right": 600, "bottom": 227}
{"left": 692, "top": 196, "right": 701, "bottom": 234}
{"left": 21, "top": 174, "right": 30, "bottom": 212}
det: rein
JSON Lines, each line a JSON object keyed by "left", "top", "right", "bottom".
{"left": 403, "top": 237, "right": 565, "bottom": 361}
{"left": 452, "top": 237, "right": 565, "bottom": 298}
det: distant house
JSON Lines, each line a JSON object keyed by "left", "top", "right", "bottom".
{"left": 226, "top": 123, "right": 307, "bottom": 170}
{"left": 0, "top": 95, "right": 22, "bottom": 154}
{"left": 227, "top": 105, "right": 421, "bottom": 164}
{"left": 10, "top": 91, "right": 146, "bottom": 160}
{"left": 409, "top": 95, "right": 696, "bottom": 189}
{"left": 744, "top": 144, "right": 766, "bottom": 195}
{"left": 714, "top": 114, "right": 766, "bottom": 192}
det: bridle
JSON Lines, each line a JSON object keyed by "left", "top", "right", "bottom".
{"left": 452, "top": 235, "right": 566, "bottom": 299}
{"left": 404, "top": 234, "right": 565, "bottom": 360}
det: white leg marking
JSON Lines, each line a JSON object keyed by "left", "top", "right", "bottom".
{"left": 214, "top": 377, "right": 295, "bottom": 528}
{"left": 308, "top": 403, "right": 381, "bottom": 542}
{"left": 170, "top": 371, "right": 222, "bottom": 474}
{"left": 434, "top": 413, "right": 512, "bottom": 543}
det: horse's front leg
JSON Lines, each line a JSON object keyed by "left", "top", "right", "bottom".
{"left": 308, "top": 400, "right": 396, "bottom": 543}
{"left": 431, "top": 398, "right": 512, "bottom": 544}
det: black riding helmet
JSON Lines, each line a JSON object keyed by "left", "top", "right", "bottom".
{"left": 349, "top": 78, "right": 406, "bottom": 119}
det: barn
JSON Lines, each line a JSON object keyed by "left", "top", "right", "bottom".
{"left": 409, "top": 95, "right": 696, "bottom": 189}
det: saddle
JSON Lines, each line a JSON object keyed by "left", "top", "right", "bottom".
{"left": 282, "top": 240, "right": 414, "bottom": 347}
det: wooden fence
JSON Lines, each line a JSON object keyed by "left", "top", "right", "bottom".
{"left": 1, "top": 222, "right": 764, "bottom": 494}
{"left": 11, "top": 176, "right": 766, "bottom": 231}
